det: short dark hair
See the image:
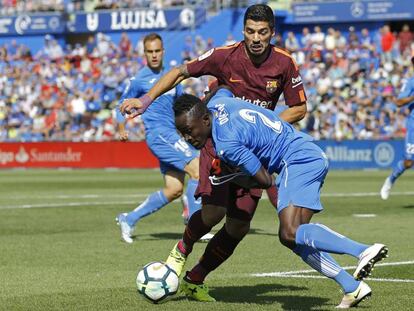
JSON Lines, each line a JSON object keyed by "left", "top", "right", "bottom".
{"left": 174, "top": 94, "right": 207, "bottom": 119}
{"left": 244, "top": 4, "right": 275, "bottom": 30}
{"left": 143, "top": 33, "right": 163, "bottom": 47}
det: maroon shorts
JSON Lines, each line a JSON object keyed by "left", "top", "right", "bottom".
{"left": 195, "top": 138, "right": 263, "bottom": 221}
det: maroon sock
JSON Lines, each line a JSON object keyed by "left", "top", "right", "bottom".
{"left": 181, "top": 210, "right": 212, "bottom": 255}
{"left": 266, "top": 185, "right": 278, "bottom": 208}
{"left": 187, "top": 225, "right": 242, "bottom": 283}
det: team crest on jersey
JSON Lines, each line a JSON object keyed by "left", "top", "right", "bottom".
{"left": 266, "top": 80, "right": 278, "bottom": 94}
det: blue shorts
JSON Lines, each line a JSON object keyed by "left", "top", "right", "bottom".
{"left": 275, "top": 142, "right": 329, "bottom": 213}
{"left": 404, "top": 118, "right": 414, "bottom": 160}
{"left": 146, "top": 128, "right": 199, "bottom": 175}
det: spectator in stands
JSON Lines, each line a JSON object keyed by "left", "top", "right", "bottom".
{"left": 398, "top": 24, "right": 413, "bottom": 55}
{"left": 119, "top": 32, "right": 132, "bottom": 58}
{"left": 224, "top": 34, "right": 236, "bottom": 46}
{"left": 381, "top": 25, "right": 396, "bottom": 63}
{"left": 285, "top": 31, "right": 299, "bottom": 52}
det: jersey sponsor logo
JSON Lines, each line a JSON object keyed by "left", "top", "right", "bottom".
{"left": 149, "top": 78, "right": 157, "bottom": 84}
{"left": 198, "top": 48, "right": 214, "bottom": 61}
{"left": 266, "top": 80, "right": 278, "bottom": 94}
{"left": 234, "top": 95, "right": 273, "bottom": 109}
{"left": 214, "top": 103, "right": 229, "bottom": 125}
{"left": 291, "top": 75, "right": 303, "bottom": 88}
{"left": 229, "top": 77, "right": 243, "bottom": 83}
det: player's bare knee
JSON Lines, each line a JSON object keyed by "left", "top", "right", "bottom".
{"left": 278, "top": 226, "right": 297, "bottom": 250}
{"left": 163, "top": 185, "right": 183, "bottom": 201}
{"left": 201, "top": 205, "right": 225, "bottom": 227}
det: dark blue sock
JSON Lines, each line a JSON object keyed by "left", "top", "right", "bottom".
{"left": 296, "top": 223, "right": 368, "bottom": 258}
{"left": 186, "top": 179, "right": 201, "bottom": 218}
{"left": 390, "top": 160, "right": 406, "bottom": 184}
{"left": 126, "top": 190, "right": 169, "bottom": 226}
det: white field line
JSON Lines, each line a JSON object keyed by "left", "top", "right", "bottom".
{"left": 1, "top": 190, "right": 414, "bottom": 209}
{"left": 252, "top": 260, "right": 414, "bottom": 283}
{"left": 257, "top": 274, "right": 414, "bottom": 283}
{"left": 321, "top": 191, "right": 414, "bottom": 197}
{"left": 0, "top": 201, "right": 139, "bottom": 209}
{"left": 2, "top": 190, "right": 414, "bottom": 201}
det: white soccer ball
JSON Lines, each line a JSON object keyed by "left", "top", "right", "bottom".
{"left": 136, "top": 261, "right": 179, "bottom": 304}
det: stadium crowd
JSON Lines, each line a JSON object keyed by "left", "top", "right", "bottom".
{"left": 0, "top": 0, "right": 208, "bottom": 15}
{"left": 0, "top": 24, "right": 413, "bottom": 142}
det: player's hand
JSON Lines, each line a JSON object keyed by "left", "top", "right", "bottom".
{"left": 119, "top": 130, "right": 129, "bottom": 142}
{"left": 120, "top": 94, "right": 153, "bottom": 119}
{"left": 120, "top": 98, "right": 143, "bottom": 119}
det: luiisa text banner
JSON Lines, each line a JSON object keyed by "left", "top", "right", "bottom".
{"left": 0, "top": 8, "right": 207, "bottom": 36}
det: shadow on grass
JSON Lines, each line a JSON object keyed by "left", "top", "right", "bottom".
{"left": 136, "top": 232, "right": 183, "bottom": 240}
{"left": 249, "top": 228, "right": 278, "bottom": 237}
{"left": 209, "top": 283, "right": 330, "bottom": 309}
{"left": 403, "top": 205, "right": 414, "bottom": 209}
{"left": 135, "top": 228, "right": 277, "bottom": 241}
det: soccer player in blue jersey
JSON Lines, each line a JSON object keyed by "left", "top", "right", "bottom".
{"left": 381, "top": 56, "right": 414, "bottom": 200}
{"left": 173, "top": 88, "right": 388, "bottom": 308}
{"left": 115, "top": 33, "right": 212, "bottom": 243}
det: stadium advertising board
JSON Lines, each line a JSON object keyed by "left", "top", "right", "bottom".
{"left": 0, "top": 142, "right": 158, "bottom": 168}
{"left": 67, "top": 8, "right": 207, "bottom": 33}
{"left": 292, "top": 0, "right": 414, "bottom": 23}
{"left": 0, "top": 13, "right": 64, "bottom": 35}
{"left": 315, "top": 140, "right": 404, "bottom": 169}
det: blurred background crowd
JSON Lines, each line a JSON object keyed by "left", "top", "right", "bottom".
{"left": 0, "top": 15, "right": 413, "bottom": 141}
{"left": 0, "top": 0, "right": 210, "bottom": 15}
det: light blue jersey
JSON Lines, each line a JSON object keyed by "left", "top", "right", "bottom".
{"left": 116, "top": 66, "right": 182, "bottom": 131}
{"left": 116, "top": 66, "right": 198, "bottom": 174}
{"left": 398, "top": 76, "right": 414, "bottom": 159}
{"left": 207, "top": 89, "right": 328, "bottom": 212}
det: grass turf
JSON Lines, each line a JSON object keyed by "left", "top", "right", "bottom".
{"left": 0, "top": 169, "right": 413, "bottom": 310}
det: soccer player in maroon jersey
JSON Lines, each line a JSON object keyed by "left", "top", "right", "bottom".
{"left": 121, "top": 4, "right": 307, "bottom": 301}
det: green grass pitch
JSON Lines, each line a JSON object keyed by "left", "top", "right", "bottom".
{"left": 0, "top": 169, "right": 413, "bottom": 310}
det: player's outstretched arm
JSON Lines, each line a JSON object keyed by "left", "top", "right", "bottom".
{"left": 279, "top": 102, "right": 307, "bottom": 124}
{"left": 120, "top": 65, "right": 190, "bottom": 118}
{"left": 396, "top": 95, "right": 414, "bottom": 107}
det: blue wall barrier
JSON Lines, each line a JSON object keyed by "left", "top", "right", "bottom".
{"left": 290, "top": 0, "right": 414, "bottom": 24}
{"left": 0, "top": 13, "right": 64, "bottom": 35}
{"left": 315, "top": 140, "right": 404, "bottom": 170}
{"left": 67, "top": 8, "right": 207, "bottom": 33}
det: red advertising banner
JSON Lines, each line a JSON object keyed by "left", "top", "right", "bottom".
{"left": 0, "top": 142, "right": 159, "bottom": 168}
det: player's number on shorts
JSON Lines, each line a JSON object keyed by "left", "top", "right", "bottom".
{"left": 239, "top": 109, "right": 282, "bottom": 133}
{"left": 175, "top": 139, "right": 190, "bottom": 153}
{"left": 407, "top": 143, "right": 414, "bottom": 154}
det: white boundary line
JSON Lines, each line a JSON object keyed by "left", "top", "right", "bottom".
{"left": 1, "top": 190, "right": 414, "bottom": 209}
{"left": 252, "top": 260, "right": 414, "bottom": 283}
{"left": 0, "top": 201, "right": 139, "bottom": 209}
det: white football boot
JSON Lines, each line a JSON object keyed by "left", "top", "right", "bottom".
{"left": 354, "top": 243, "right": 388, "bottom": 280}
{"left": 380, "top": 177, "right": 393, "bottom": 200}
{"left": 116, "top": 213, "right": 134, "bottom": 244}
{"left": 336, "top": 281, "right": 371, "bottom": 309}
